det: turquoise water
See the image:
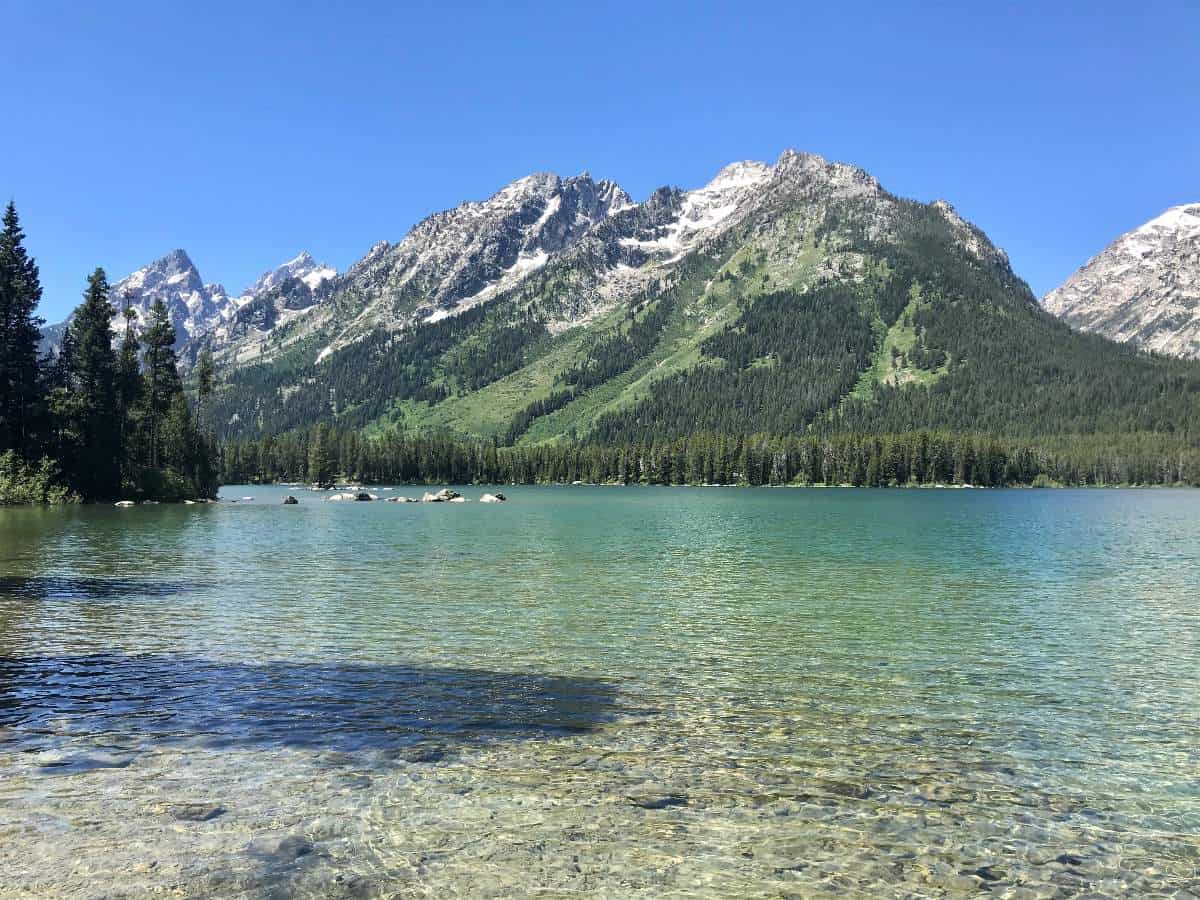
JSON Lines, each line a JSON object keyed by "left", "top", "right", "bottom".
{"left": 1, "top": 486, "right": 1198, "bottom": 897}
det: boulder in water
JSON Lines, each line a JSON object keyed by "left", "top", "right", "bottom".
{"left": 480, "top": 492, "right": 507, "bottom": 503}
{"left": 283, "top": 496, "right": 299, "bottom": 505}
{"left": 114, "top": 500, "right": 136, "bottom": 507}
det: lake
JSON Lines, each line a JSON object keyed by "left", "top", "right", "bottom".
{"left": 1, "top": 486, "right": 1198, "bottom": 897}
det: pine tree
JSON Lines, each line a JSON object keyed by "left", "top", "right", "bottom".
{"left": 195, "top": 344, "right": 215, "bottom": 432}
{"left": 0, "top": 201, "right": 46, "bottom": 456}
{"left": 115, "top": 307, "right": 142, "bottom": 487}
{"left": 307, "top": 423, "right": 334, "bottom": 486}
{"left": 141, "top": 298, "right": 180, "bottom": 470}
{"left": 65, "top": 268, "right": 120, "bottom": 498}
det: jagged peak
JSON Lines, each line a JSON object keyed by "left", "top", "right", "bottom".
{"left": 243, "top": 249, "right": 336, "bottom": 298}
{"left": 774, "top": 148, "right": 828, "bottom": 169}
{"left": 697, "top": 160, "right": 772, "bottom": 195}
{"left": 157, "top": 248, "right": 198, "bottom": 270}
{"left": 771, "top": 149, "right": 881, "bottom": 196}
{"left": 283, "top": 250, "right": 316, "bottom": 266}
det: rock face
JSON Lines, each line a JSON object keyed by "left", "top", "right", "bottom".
{"left": 1043, "top": 204, "right": 1200, "bottom": 359}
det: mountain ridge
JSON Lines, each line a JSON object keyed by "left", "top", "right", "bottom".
{"left": 199, "top": 150, "right": 1198, "bottom": 447}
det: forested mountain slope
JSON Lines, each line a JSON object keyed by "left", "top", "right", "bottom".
{"left": 204, "top": 151, "right": 1200, "bottom": 447}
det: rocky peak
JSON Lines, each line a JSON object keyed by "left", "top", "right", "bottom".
{"left": 1043, "top": 203, "right": 1200, "bottom": 359}
{"left": 109, "top": 249, "right": 226, "bottom": 344}
{"left": 243, "top": 250, "right": 337, "bottom": 299}
{"left": 772, "top": 149, "right": 881, "bottom": 199}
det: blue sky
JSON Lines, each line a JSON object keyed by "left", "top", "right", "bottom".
{"left": 4, "top": 0, "right": 1197, "bottom": 321}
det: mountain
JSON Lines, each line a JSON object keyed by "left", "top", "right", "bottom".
{"left": 1043, "top": 204, "right": 1200, "bottom": 359}
{"left": 41, "top": 249, "right": 337, "bottom": 366}
{"left": 206, "top": 150, "right": 1200, "bottom": 445}
{"left": 105, "top": 249, "right": 230, "bottom": 346}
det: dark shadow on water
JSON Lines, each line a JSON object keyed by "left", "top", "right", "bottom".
{"left": 0, "top": 653, "right": 622, "bottom": 765}
{"left": 0, "top": 576, "right": 205, "bottom": 601}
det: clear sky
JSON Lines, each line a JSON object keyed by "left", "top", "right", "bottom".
{"left": 4, "top": 0, "right": 1197, "bottom": 321}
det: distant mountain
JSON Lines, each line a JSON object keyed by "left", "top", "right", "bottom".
{"left": 106, "top": 249, "right": 230, "bottom": 346}
{"left": 203, "top": 150, "right": 1200, "bottom": 443}
{"left": 41, "top": 249, "right": 337, "bottom": 367}
{"left": 1043, "top": 204, "right": 1200, "bottom": 359}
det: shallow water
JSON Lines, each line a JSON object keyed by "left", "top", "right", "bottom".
{"left": 1, "top": 485, "right": 1198, "bottom": 897}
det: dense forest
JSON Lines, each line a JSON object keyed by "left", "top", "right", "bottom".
{"left": 0, "top": 203, "right": 216, "bottom": 503}
{"left": 589, "top": 201, "right": 1200, "bottom": 442}
{"left": 221, "top": 426, "right": 1199, "bottom": 488}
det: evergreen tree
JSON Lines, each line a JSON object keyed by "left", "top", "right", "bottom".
{"left": 141, "top": 298, "right": 180, "bottom": 470}
{"left": 0, "top": 201, "right": 46, "bottom": 456}
{"left": 307, "top": 423, "right": 335, "bottom": 486}
{"left": 194, "top": 344, "right": 215, "bottom": 432}
{"left": 65, "top": 269, "right": 120, "bottom": 498}
{"left": 115, "top": 308, "right": 143, "bottom": 486}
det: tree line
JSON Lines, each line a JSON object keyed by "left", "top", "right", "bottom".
{"left": 0, "top": 202, "right": 217, "bottom": 503}
{"left": 220, "top": 426, "right": 1200, "bottom": 488}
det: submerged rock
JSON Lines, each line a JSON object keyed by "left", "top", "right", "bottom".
{"left": 167, "top": 802, "right": 225, "bottom": 822}
{"left": 247, "top": 832, "right": 313, "bottom": 863}
{"left": 626, "top": 792, "right": 688, "bottom": 810}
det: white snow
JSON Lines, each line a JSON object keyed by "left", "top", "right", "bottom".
{"left": 301, "top": 266, "right": 336, "bottom": 290}
{"left": 1138, "top": 203, "right": 1200, "bottom": 238}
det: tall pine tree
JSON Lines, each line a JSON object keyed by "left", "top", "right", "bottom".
{"left": 194, "top": 344, "right": 215, "bottom": 434}
{"left": 115, "top": 306, "right": 143, "bottom": 486}
{"left": 0, "top": 201, "right": 46, "bottom": 456}
{"left": 141, "top": 298, "right": 180, "bottom": 471}
{"left": 65, "top": 268, "right": 120, "bottom": 498}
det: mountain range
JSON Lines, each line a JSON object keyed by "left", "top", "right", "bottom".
{"left": 42, "top": 151, "right": 1200, "bottom": 444}
{"left": 41, "top": 249, "right": 337, "bottom": 366}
